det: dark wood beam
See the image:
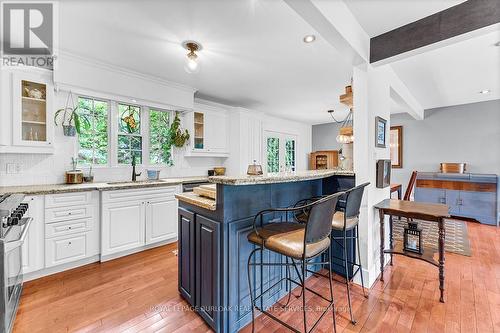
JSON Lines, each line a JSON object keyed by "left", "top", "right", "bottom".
{"left": 370, "top": 0, "right": 500, "bottom": 64}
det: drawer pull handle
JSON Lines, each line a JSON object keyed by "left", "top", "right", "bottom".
{"left": 68, "top": 242, "right": 72, "bottom": 245}
{"left": 68, "top": 212, "right": 72, "bottom": 215}
{"left": 68, "top": 227, "right": 72, "bottom": 229}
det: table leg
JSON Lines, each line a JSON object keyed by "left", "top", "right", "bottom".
{"left": 389, "top": 215, "right": 393, "bottom": 266}
{"left": 397, "top": 187, "right": 402, "bottom": 200}
{"left": 379, "top": 209, "right": 385, "bottom": 282}
{"left": 438, "top": 217, "right": 445, "bottom": 303}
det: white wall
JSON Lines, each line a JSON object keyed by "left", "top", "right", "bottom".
{"left": 391, "top": 99, "right": 500, "bottom": 193}
{"left": 224, "top": 108, "right": 312, "bottom": 176}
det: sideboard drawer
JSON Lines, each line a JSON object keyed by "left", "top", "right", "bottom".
{"left": 45, "top": 218, "right": 93, "bottom": 238}
{"left": 45, "top": 192, "right": 92, "bottom": 208}
{"left": 45, "top": 233, "right": 88, "bottom": 267}
{"left": 45, "top": 205, "right": 93, "bottom": 223}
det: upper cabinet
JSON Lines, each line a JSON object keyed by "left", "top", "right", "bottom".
{"left": 184, "top": 102, "right": 229, "bottom": 157}
{"left": 0, "top": 69, "right": 54, "bottom": 154}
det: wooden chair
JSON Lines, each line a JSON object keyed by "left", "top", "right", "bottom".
{"left": 403, "top": 171, "right": 418, "bottom": 201}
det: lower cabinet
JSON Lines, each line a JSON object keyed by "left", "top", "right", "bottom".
{"left": 22, "top": 196, "right": 45, "bottom": 274}
{"left": 178, "top": 208, "right": 221, "bottom": 331}
{"left": 101, "top": 187, "right": 180, "bottom": 259}
{"left": 101, "top": 201, "right": 146, "bottom": 256}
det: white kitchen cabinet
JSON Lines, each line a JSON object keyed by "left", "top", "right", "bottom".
{"left": 146, "top": 197, "right": 178, "bottom": 245}
{"left": 21, "top": 196, "right": 45, "bottom": 274}
{"left": 101, "top": 186, "right": 180, "bottom": 259}
{"left": 0, "top": 69, "right": 55, "bottom": 154}
{"left": 44, "top": 191, "right": 100, "bottom": 268}
{"left": 101, "top": 201, "right": 146, "bottom": 256}
{"left": 184, "top": 102, "right": 229, "bottom": 157}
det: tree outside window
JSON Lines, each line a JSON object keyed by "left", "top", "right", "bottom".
{"left": 149, "top": 109, "right": 174, "bottom": 165}
{"left": 77, "top": 97, "right": 108, "bottom": 165}
{"left": 118, "top": 103, "right": 142, "bottom": 164}
{"left": 267, "top": 137, "right": 280, "bottom": 173}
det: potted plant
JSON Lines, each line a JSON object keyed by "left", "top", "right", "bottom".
{"left": 54, "top": 92, "right": 91, "bottom": 137}
{"left": 169, "top": 111, "right": 190, "bottom": 147}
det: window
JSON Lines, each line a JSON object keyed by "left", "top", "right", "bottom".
{"left": 149, "top": 109, "right": 173, "bottom": 165}
{"left": 285, "top": 139, "right": 296, "bottom": 171}
{"left": 265, "top": 132, "right": 297, "bottom": 173}
{"left": 118, "top": 103, "right": 142, "bottom": 164}
{"left": 266, "top": 137, "right": 280, "bottom": 173}
{"left": 77, "top": 96, "right": 108, "bottom": 165}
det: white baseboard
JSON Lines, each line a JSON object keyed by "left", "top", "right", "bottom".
{"left": 100, "top": 237, "right": 177, "bottom": 262}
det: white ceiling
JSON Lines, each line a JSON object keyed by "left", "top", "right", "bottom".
{"left": 390, "top": 29, "right": 500, "bottom": 112}
{"left": 344, "top": 0, "right": 466, "bottom": 37}
{"left": 59, "top": 0, "right": 353, "bottom": 124}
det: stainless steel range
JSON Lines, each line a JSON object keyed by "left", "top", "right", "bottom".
{"left": 0, "top": 194, "right": 33, "bottom": 333}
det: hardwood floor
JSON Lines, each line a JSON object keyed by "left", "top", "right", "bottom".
{"left": 14, "top": 222, "right": 500, "bottom": 333}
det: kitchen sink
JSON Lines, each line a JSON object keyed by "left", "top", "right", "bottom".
{"left": 106, "top": 180, "right": 165, "bottom": 185}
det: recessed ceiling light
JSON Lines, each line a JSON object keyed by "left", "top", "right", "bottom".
{"left": 494, "top": 41, "right": 500, "bottom": 47}
{"left": 479, "top": 90, "right": 491, "bottom": 94}
{"left": 303, "top": 34, "right": 316, "bottom": 43}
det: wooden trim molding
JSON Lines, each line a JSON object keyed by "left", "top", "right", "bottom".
{"left": 416, "top": 179, "right": 497, "bottom": 192}
{"left": 390, "top": 126, "right": 403, "bottom": 168}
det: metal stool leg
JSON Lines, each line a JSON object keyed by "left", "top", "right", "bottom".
{"left": 328, "top": 240, "right": 337, "bottom": 333}
{"left": 247, "top": 247, "right": 261, "bottom": 333}
{"left": 356, "top": 225, "right": 368, "bottom": 298}
{"left": 343, "top": 230, "right": 356, "bottom": 324}
{"left": 282, "top": 256, "right": 292, "bottom": 307}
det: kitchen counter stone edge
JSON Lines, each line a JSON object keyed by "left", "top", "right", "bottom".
{"left": 0, "top": 176, "right": 209, "bottom": 196}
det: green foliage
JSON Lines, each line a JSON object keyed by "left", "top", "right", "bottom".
{"left": 267, "top": 137, "right": 279, "bottom": 173}
{"left": 77, "top": 97, "right": 108, "bottom": 165}
{"left": 150, "top": 110, "right": 173, "bottom": 165}
{"left": 169, "top": 112, "right": 190, "bottom": 148}
{"left": 54, "top": 106, "right": 91, "bottom": 135}
{"left": 285, "top": 139, "right": 295, "bottom": 171}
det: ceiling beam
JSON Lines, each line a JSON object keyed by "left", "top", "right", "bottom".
{"left": 370, "top": 0, "right": 500, "bottom": 65}
{"left": 386, "top": 66, "right": 424, "bottom": 120}
{"left": 285, "top": 0, "right": 369, "bottom": 65}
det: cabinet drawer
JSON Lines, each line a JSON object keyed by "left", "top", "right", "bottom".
{"left": 45, "top": 205, "right": 93, "bottom": 223}
{"left": 45, "top": 192, "right": 92, "bottom": 208}
{"left": 45, "top": 218, "right": 93, "bottom": 238}
{"left": 102, "top": 186, "right": 179, "bottom": 204}
{"left": 45, "top": 233, "right": 88, "bottom": 267}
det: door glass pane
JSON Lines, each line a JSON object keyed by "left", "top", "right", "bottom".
{"left": 267, "top": 137, "right": 280, "bottom": 173}
{"left": 21, "top": 80, "right": 47, "bottom": 142}
{"left": 285, "top": 139, "right": 296, "bottom": 171}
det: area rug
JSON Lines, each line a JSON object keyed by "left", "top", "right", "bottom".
{"left": 392, "top": 218, "right": 471, "bottom": 256}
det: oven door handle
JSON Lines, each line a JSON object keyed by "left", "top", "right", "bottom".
{"left": 4, "top": 217, "right": 33, "bottom": 252}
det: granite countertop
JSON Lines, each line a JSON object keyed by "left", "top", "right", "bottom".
{"left": 175, "top": 192, "right": 216, "bottom": 211}
{"left": 0, "top": 176, "right": 208, "bottom": 196}
{"left": 208, "top": 169, "right": 354, "bottom": 185}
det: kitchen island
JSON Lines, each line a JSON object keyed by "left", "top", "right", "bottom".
{"left": 176, "top": 169, "right": 354, "bottom": 333}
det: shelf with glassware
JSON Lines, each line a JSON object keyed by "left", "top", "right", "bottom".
{"left": 1, "top": 69, "right": 54, "bottom": 154}
{"left": 184, "top": 103, "right": 229, "bottom": 158}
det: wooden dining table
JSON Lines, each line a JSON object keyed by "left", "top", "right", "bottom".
{"left": 374, "top": 199, "right": 450, "bottom": 302}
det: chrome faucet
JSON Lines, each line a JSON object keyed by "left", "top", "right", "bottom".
{"left": 131, "top": 155, "right": 141, "bottom": 181}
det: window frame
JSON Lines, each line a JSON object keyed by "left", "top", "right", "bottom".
{"left": 116, "top": 101, "right": 144, "bottom": 166}
{"left": 264, "top": 130, "right": 298, "bottom": 173}
{"left": 76, "top": 94, "right": 111, "bottom": 167}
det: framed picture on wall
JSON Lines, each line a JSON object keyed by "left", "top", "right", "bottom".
{"left": 390, "top": 126, "right": 403, "bottom": 168}
{"left": 375, "top": 116, "right": 387, "bottom": 148}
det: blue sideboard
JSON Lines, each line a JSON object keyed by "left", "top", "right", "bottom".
{"left": 414, "top": 172, "right": 499, "bottom": 225}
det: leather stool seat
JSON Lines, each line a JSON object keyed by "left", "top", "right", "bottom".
{"left": 248, "top": 222, "right": 330, "bottom": 260}
{"left": 331, "top": 212, "right": 359, "bottom": 230}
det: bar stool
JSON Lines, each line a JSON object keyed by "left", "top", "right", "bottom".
{"left": 292, "top": 182, "right": 370, "bottom": 325}
{"left": 247, "top": 192, "right": 344, "bottom": 333}
{"left": 330, "top": 182, "right": 370, "bottom": 324}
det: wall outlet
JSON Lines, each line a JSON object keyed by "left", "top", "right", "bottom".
{"left": 6, "top": 163, "right": 21, "bottom": 174}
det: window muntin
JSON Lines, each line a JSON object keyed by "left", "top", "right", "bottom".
{"left": 118, "top": 103, "right": 142, "bottom": 164}
{"left": 149, "top": 109, "right": 173, "bottom": 165}
{"left": 266, "top": 137, "right": 280, "bottom": 173}
{"left": 285, "top": 139, "right": 296, "bottom": 171}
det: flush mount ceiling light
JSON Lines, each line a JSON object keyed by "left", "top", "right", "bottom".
{"left": 182, "top": 40, "right": 202, "bottom": 74}
{"left": 303, "top": 34, "right": 316, "bottom": 43}
{"left": 479, "top": 89, "right": 491, "bottom": 94}
{"left": 494, "top": 41, "right": 500, "bottom": 47}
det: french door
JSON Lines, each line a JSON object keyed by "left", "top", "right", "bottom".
{"left": 264, "top": 131, "right": 297, "bottom": 173}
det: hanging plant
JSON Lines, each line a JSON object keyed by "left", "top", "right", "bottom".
{"left": 169, "top": 111, "right": 190, "bottom": 148}
{"left": 54, "top": 92, "right": 91, "bottom": 136}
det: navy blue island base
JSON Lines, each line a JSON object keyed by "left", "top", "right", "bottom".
{"left": 177, "top": 173, "right": 355, "bottom": 333}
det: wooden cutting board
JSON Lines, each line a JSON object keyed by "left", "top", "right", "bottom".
{"left": 193, "top": 184, "right": 216, "bottom": 200}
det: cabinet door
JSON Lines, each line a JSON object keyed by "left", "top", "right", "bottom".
{"left": 195, "top": 215, "right": 220, "bottom": 331}
{"left": 101, "top": 201, "right": 145, "bottom": 256}
{"left": 12, "top": 72, "right": 54, "bottom": 148}
{"left": 445, "top": 190, "right": 461, "bottom": 216}
{"left": 414, "top": 187, "right": 446, "bottom": 205}
{"left": 45, "top": 233, "right": 89, "bottom": 267}
{"left": 21, "top": 196, "right": 44, "bottom": 274}
{"left": 205, "top": 111, "right": 228, "bottom": 153}
{"left": 145, "top": 198, "right": 177, "bottom": 245}
{"left": 178, "top": 208, "right": 195, "bottom": 305}
{"left": 459, "top": 191, "right": 497, "bottom": 225}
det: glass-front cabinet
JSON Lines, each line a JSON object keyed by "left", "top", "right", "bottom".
{"left": 12, "top": 72, "right": 54, "bottom": 149}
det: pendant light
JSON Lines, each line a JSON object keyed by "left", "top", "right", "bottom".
{"left": 182, "top": 41, "right": 202, "bottom": 74}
